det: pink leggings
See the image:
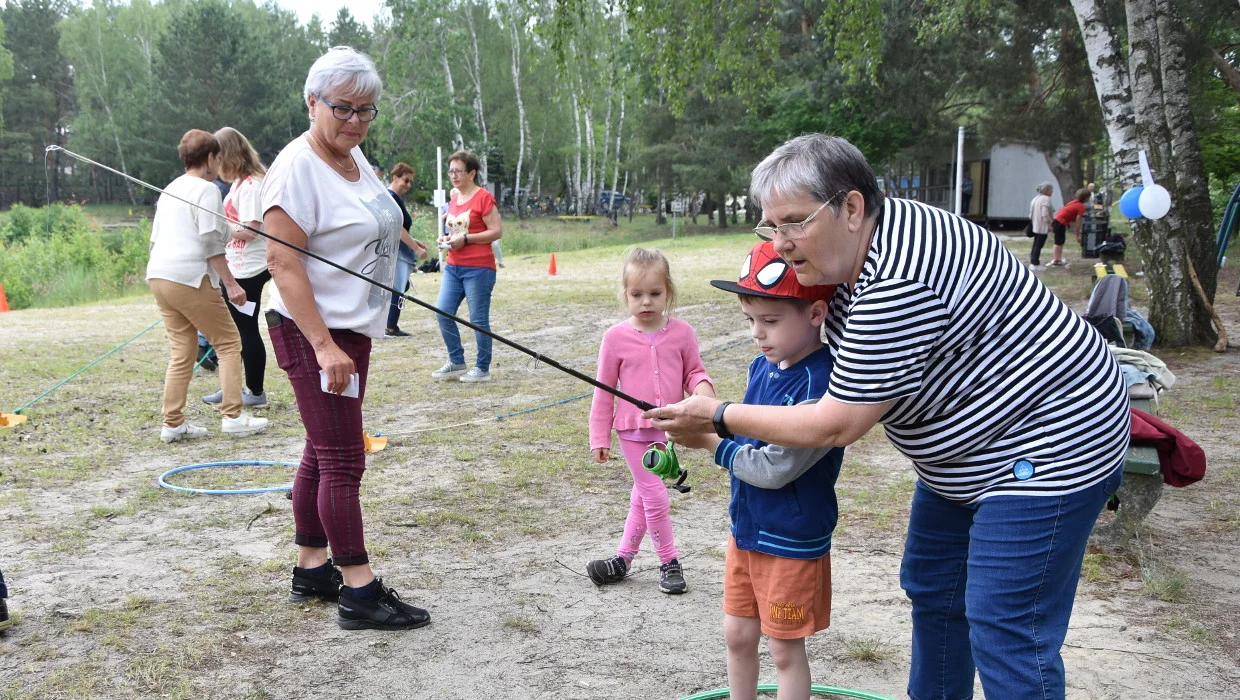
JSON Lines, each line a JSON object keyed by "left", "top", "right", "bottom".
{"left": 617, "top": 438, "right": 679, "bottom": 564}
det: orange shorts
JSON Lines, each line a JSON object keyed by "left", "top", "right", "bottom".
{"left": 722, "top": 536, "right": 832, "bottom": 640}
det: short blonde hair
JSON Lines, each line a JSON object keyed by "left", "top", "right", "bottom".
{"left": 619, "top": 247, "right": 677, "bottom": 315}
{"left": 214, "top": 127, "right": 266, "bottom": 182}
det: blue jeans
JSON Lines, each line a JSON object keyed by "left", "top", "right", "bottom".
{"left": 901, "top": 467, "right": 1122, "bottom": 700}
{"left": 386, "top": 248, "right": 416, "bottom": 330}
{"left": 435, "top": 263, "right": 496, "bottom": 371}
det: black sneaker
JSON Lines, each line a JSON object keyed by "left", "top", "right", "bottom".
{"left": 336, "top": 578, "right": 431, "bottom": 631}
{"left": 384, "top": 326, "right": 412, "bottom": 338}
{"left": 659, "top": 559, "right": 688, "bottom": 594}
{"left": 585, "top": 555, "right": 629, "bottom": 586}
{"left": 0, "top": 597, "right": 10, "bottom": 634}
{"left": 288, "top": 561, "right": 343, "bottom": 603}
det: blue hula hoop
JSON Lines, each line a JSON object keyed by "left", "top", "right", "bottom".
{"left": 158, "top": 460, "right": 296, "bottom": 496}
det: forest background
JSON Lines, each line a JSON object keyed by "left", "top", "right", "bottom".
{"left": 0, "top": 0, "right": 1238, "bottom": 346}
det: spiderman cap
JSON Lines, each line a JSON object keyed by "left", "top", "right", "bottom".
{"left": 710, "top": 241, "right": 835, "bottom": 302}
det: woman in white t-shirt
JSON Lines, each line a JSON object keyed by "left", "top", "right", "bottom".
{"left": 146, "top": 129, "right": 270, "bottom": 444}
{"left": 201, "top": 127, "right": 271, "bottom": 409}
{"left": 263, "top": 47, "right": 430, "bottom": 633}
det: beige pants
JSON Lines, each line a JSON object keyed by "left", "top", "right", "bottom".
{"left": 149, "top": 276, "right": 243, "bottom": 426}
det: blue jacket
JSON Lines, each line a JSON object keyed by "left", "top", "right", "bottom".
{"left": 714, "top": 347, "right": 843, "bottom": 560}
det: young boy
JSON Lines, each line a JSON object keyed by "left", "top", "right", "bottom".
{"left": 683, "top": 241, "right": 845, "bottom": 700}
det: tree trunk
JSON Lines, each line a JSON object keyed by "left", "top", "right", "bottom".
{"left": 1125, "top": 0, "right": 1215, "bottom": 346}
{"left": 1044, "top": 149, "right": 1078, "bottom": 203}
{"left": 465, "top": 7, "right": 488, "bottom": 182}
{"left": 656, "top": 175, "right": 666, "bottom": 225}
{"left": 717, "top": 191, "right": 728, "bottom": 229}
{"left": 584, "top": 105, "right": 595, "bottom": 214}
{"left": 1158, "top": 0, "right": 1218, "bottom": 301}
{"left": 439, "top": 43, "right": 465, "bottom": 150}
{"left": 508, "top": 17, "right": 526, "bottom": 219}
{"left": 1209, "top": 44, "right": 1240, "bottom": 95}
{"left": 598, "top": 86, "right": 613, "bottom": 203}
{"left": 572, "top": 93, "right": 583, "bottom": 215}
{"left": 609, "top": 92, "right": 625, "bottom": 214}
{"left": 1070, "top": 0, "right": 1140, "bottom": 187}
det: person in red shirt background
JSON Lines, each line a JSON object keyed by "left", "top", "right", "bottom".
{"left": 1047, "top": 187, "right": 1090, "bottom": 268}
{"left": 431, "top": 150, "right": 503, "bottom": 383}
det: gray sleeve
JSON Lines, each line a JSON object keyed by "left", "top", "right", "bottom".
{"left": 724, "top": 442, "right": 834, "bottom": 490}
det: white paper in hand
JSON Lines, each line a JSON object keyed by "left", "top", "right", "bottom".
{"left": 230, "top": 299, "right": 257, "bottom": 316}
{"left": 319, "top": 369, "right": 360, "bottom": 398}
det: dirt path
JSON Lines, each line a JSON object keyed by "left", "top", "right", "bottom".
{"left": 1, "top": 238, "right": 1238, "bottom": 699}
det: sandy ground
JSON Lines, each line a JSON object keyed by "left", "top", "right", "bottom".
{"left": 1, "top": 237, "right": 1239, "bottom": 699}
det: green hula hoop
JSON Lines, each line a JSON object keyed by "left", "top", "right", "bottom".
{"left": 677, "top": 685, "right": 896, "bottom": 700}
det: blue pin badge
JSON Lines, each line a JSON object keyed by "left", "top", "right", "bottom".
{"left": 1013, "top": 460, "right": 1035, "bottom": 481}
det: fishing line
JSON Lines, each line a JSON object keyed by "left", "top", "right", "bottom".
{"left": 45, "top": 145, "right": 655, "bottom": 411}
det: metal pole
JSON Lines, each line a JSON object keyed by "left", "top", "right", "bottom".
{"left": 954, "top": 126, "right": 965, "bottom": 216}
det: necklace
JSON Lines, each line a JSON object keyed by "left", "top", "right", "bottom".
{"left": 306, "top": 132, "right": 356, "bottom": 173}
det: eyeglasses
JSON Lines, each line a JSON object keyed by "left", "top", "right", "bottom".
{"left": 322, "top": 98, "right": 378, "bottom": 123}
{"left": 754, "top": 190, "right": 848, "bottom": 242}
{"left": 447, "top": 169, "right": 466, "bottom": 176}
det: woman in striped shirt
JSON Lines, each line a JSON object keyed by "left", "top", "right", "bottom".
{"left": 648, "top": 134, "right": 1128, "bottom": 700}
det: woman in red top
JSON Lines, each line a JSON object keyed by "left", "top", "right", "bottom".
{"left": 431, "top": 150, "right": 503, "bottom": 382}
{"left": 1045, "top": 187, "right": 1090, "bottom": 268}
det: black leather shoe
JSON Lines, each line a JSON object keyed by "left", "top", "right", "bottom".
{"left": 337, "top": 578, "right": 431, "bottom": 631}
{"left": 288, "top": 561, "right": 343, "bottom": 603}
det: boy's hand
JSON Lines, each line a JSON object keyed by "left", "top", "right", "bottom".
{"left": 593, "top": 448, "right": 610, "bottom": 463}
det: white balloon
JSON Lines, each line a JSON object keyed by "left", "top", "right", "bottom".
{"left": 1138, "top": 184, "right": 1172, "bottom": 220}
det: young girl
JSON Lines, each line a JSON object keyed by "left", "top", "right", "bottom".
{"left": 587, "top": 247, "right": 715, "bottom": 594}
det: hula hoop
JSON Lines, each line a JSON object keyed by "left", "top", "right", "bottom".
{"left": 157, "top": 460, "right": 296, "bottom": 496}
{"left": 677, "top": 685, "right": 895, "bottom": 700}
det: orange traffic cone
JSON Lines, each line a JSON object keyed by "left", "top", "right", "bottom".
{"left": 0, "top": 284, "right": 9, "bottom": 313}
{"left": 548, "top": 254, "right": 558, "bottom": 276}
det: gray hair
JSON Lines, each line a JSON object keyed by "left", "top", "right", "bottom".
{"left": 1036, "top": 181, "right": 1054, "bottom": 193}
{"left": 304, "top": 46, "right": 383, "bottom": 105}
{"left": 749, "top": 134, "right": 884, "bottom": 218}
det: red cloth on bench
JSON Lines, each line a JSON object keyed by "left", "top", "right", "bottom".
{"left": 1129, "top": 408, "right": 1206, "bottom": 487}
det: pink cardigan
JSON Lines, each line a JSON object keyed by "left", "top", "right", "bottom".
{"left": 589, "top": 317, "right": 713, "bottom": 450}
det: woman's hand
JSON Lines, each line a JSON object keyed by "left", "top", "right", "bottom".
{"left": 671, "top": 432, "right": 719, "bottom": 451}
{"left": 411, "top": 239, "right": 430, "bottom": 259}
{"left": 644, "top": 395, "right": 721, "bottom": 439}
{"left": 224, "top": 282, "right": 247, "bottom": 306}
{"left": 448, "top": 234, "right": 466, "bottom": 250}
{"left": 593, "top": 448, "right": 610, "bottom": 464}
{"left": 315, "top": 341, "right": 355, "bottom": 395}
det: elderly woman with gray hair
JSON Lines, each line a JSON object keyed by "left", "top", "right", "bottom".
{"left": 646, "top": 134, "right": 1129, "bottom": 699}
{"left": 1029, "top": 181, "right": 1055, "bottom": 270}
{"left": 263, "top": 46, "right": 429, "bottom": 632}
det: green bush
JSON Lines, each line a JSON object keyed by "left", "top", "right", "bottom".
{"left": 0, "top": 204, "right": 150, "bottom": 310}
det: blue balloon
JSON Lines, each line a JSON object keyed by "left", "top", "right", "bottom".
{"left": 1119, "top": 187, "right": 1145, "bottom": 219}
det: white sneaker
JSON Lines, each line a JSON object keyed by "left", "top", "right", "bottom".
{"left": 1028, "top": 263, "right": 1047, "bottom": 272}
{"left": 459, "top": 367, "right": 491, "bottom": 383}
{"left": 431, "top": 362, "right": 467, "bottom": 380}
{"left": 222, "top": 412, "right": 269, "bottom": 437}
{"left": 161, "top": 423, "right": 209, "bottom": 443}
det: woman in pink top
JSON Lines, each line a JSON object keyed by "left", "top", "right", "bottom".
{"left": 586, "top": 247, "right": 716, "bottom": 595}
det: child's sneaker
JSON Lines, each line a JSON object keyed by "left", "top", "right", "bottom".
{"left": 1050, "top": 259, "right": 1070, "bottom": 268}
{"left": 585, "top": 555, "right": 629, "bottom": 586}
{"left": 659, "top": 558, "right": 688, "bottom": 594}
{"left": 288, "top": 561, "right": 344, "bottom": 603}
{"left": 161, "top": 423, "right": 209, "bottom": 443}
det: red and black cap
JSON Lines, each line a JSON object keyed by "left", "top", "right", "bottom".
{"left": 710, "top": 241, "right": 835, "bottom": 302}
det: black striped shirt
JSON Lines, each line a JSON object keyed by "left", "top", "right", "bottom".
{"left": 824, "top": 198, "right": 1130, "bottom": 502}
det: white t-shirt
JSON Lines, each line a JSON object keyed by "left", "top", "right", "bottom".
{"left": 261, "top": 135, "right": 402, "bottom": 338}
{"left": 224, "top": 175, "right": 268, "bottom": 279}
{"left": 146, "top": 174, "right": 230, "bottom": 288}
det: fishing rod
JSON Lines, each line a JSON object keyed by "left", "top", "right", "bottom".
{"left": 46, "top": 145, "right": 656, "bottom": 412}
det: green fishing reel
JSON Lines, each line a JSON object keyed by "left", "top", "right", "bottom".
{"left": 642, "top": 441, "right": 691, "bottom": 493}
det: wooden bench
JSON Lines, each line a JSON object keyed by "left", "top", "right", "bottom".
{"left": 556, "top": 215, "right": 596, "bottom": 223}
{"left": 1092, "top": 387, "right": 1163, "bottom": 547}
